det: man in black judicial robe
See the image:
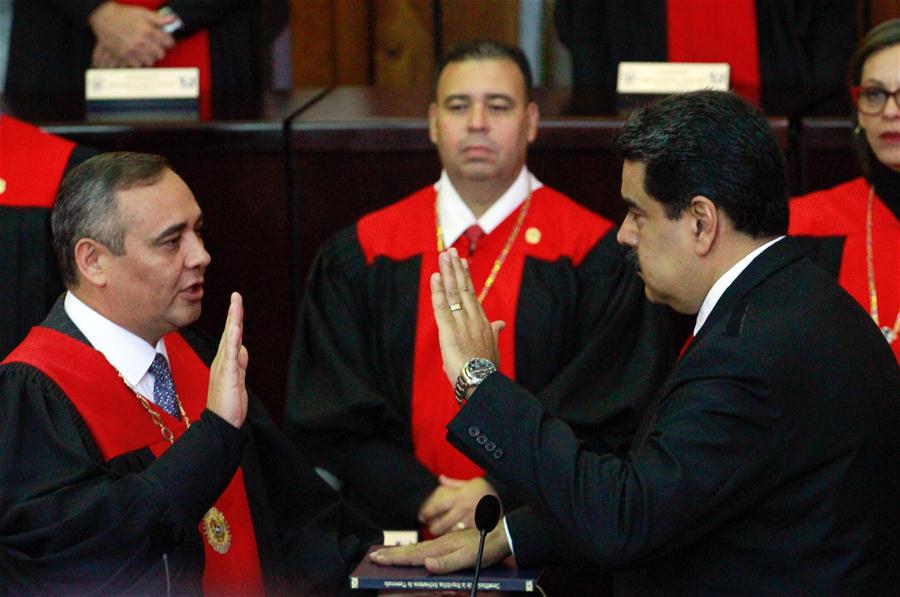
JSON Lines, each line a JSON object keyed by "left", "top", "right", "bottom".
{"left": 0, "top": 152, "right": 378, "bottom": 595}
{"left": 371, "top": 91, "right": 900, "bottom": 594}
{"left": 284, "top": 40, "right": 672, "bottom": 538}
{"left": 0, "top": 114, "right": 98, "bottom": 359}
{"left": 6, "top": 0, "right": 287, "bottom": 110}
{"left": 554, "top": 0, "right": 856, "bottom": 112}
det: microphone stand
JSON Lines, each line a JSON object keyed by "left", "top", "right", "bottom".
{"left": 470, "top": 528, "right": 488, "bottom": 597}
{"left": 469, "top": 494, "right": 501, "bottom": 597}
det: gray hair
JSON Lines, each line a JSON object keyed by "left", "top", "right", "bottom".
{"left": 51, "top": 151, "right": 170, "bottom": 286}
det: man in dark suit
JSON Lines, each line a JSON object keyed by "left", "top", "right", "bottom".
{"left": 370, "top": 90, "right": 900, "bottom": 594}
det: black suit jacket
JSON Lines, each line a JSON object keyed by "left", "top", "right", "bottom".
{"left": 448, "top": 239, "right": 900, "bottom": 595}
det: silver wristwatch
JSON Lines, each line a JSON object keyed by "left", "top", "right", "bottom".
{"left": 454, "top": 358, "right": 497, "bottom": 406}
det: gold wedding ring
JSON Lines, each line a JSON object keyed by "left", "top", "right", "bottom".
{"left": 449, "top": 303, "right": 463, "bottom": 312}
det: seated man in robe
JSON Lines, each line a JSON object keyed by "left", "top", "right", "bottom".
{"left": 0, "top": 113, "right": 97, "bottom": 358}
{"left": 283, "top": 39, "right": 672, "bottom": 538}
{"left": 0, "top": 151, "right": 379, "bottom": 595}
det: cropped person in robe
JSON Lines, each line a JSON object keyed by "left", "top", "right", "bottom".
{"left": 0, "top": 113, "right": 97, "bottom": 358}
{"left": 6, "top": 1, "right": 288, "bottom": 116}
{"left": 0, "top": 152, "right": 378, "bottom": 595}
{"left": 372, "top": 90, "right": 900, "bottom": 596}
{"left": 554, "top": 0, "right": 856, "bottom": 107}
{"left": 283, "top": 39, "right": 672, "bottom": 537}
{"left": 790, "top": 19, "right": 900, "bottom": 364}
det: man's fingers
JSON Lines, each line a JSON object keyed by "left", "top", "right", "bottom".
{"left": 419, "top": 485, "right": 454, "bottom": 523}
{"left": 428, "top": 506, "right": 464, "bottom": 536}
{"left": 371, "top": 534, "right": 471, "bottom": 567}
{"left": 439, "top": 250, "right": 466, "bottom": 316}
{"left": 423, "top": 540, "right": 478, "bottom": 574}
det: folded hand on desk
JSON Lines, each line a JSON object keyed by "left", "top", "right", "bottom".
{"left": 419, "top": 475, "right": 500, "bottom": 536}
{"left": 369, "top": 519, "right": 512, "bottom": 574}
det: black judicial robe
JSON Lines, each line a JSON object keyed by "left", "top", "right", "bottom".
{"left": 554, "top": 0, "right": 856, "bottom": 107}
{"left": 0, "top": 300, "right": 379, "bottom": 596}
{"left": 6, "top": 0, "right": 287, "bottom": 110}
{"left": 789, "top": 159, "right": 900, "bottom": 364}
{"left": 0, "top": 114, "right": 96, "bottom": 359}
{"left": 284, "top": 184, "right": 673, "bottom": 530}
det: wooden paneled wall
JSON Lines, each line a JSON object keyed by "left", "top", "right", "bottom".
{"left": 291, "top": 0, "right": 520, "bottom": 88}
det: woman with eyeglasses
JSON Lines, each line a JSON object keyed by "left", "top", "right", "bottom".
{"left": 790, "top": 19, "right": 900, "bottom": 364}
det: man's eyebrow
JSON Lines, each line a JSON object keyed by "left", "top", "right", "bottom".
{"left": 621, "top": 197, "right": 639, "bottom": 210}
{"left": 154, "top": 222, "right": 188, "bottom": 243}
{"left": 485, "top": 93, "right": 515, "bottom": 103}
{"left": 442, "top": 94, "right": 471, "bottom": 104}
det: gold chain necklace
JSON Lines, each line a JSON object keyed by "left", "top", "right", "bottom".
{"left": 115, "top": 369, "right": 232, "bottom": 554}
{"left": 434, "top": 185, "right": 532, "bottom": 304}
{"left": 865, "top": 186, "right": 900, "bottom": 344}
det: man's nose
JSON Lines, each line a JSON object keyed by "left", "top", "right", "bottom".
{"left": 468, "top": 104, "right": 487, "bottom": 130}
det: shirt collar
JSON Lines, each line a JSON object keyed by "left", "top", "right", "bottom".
{"left": 436, "top": 166, "right": 542, "bottom": 247}
{"left": 694, "top": 236, "right": 785, "bottom": 335}
{"left": 64, "top": 291, "right": 167, "bottom": 389}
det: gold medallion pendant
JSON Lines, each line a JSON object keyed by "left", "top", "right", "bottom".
{"left": 201, "top": 507, "right": 232, "bottom": 554}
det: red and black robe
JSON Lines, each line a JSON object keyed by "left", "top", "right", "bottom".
{"left": 284, "top": 184, "right": 673, "bottom": 530}
{"left": 554, "top": 0, "right": 856, "bottom": 107}
{"left": 790, "top": 162, "right": 900, "bottom": 364}
{"left": 0, "top": 302, "right": 378, "bottom": 595}
{"left": 0, "top": 114, "right": 96, "bottom": 359}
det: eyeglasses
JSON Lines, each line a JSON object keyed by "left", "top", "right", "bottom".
{"left": 851, "top": 85, "right": 900, "bottom": 115}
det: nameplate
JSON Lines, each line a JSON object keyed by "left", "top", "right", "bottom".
{"left": 616, "top": 62, "right": 730, "bottom": 94}
{"left": 382, "top": 530, "right": 418, "bottom": 546}
{"left": 85, "top": 68, "right": 199, "bottom": 100}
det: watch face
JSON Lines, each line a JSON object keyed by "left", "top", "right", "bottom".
{"left": 465, "top": 358, "right": 496, "bottom": 382}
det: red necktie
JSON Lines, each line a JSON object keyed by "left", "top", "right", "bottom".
{"left": 464, "top": 224, "right": 485, "bottom": 254}
{"left": 677, "top": 333, "right": 695, "bottom": 362}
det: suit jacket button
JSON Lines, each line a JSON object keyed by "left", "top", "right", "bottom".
{"left": 485, "top": 442, "right": 496, "bottom": 451}
{"left": 476, "top": 435, "right": 488, "bottom": 445}
{"left": 493, "top": 448, "right": 503, "bottom": 459}
{"left": 468, "top": 426, "right": 480, "bottom": 438}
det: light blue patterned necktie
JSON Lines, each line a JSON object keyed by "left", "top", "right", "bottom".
{"left": 149, "top": 353, "right": 179, "bottom": 417}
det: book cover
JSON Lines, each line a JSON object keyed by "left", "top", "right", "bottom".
{"left": 350, "top": 545, "right": 542, "bottom": 592}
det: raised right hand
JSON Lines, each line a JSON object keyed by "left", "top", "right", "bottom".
{"left": 207, "top": 292, "right": 249, "bottom": 428}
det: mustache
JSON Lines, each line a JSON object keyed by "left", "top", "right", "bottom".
{"left": 624, "top": 248, "right": 641, "bottom": 273}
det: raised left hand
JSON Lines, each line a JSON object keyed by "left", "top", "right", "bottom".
{"left": 369, "top": 520, "right": 512, "bottom": 574}
{"left": 431, "top": 248, "right": 504, "bottom": 385}
{"left": 419, "top": 476, "right": 500, "bottom": 536}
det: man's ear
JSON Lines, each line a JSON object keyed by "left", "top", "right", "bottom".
{"left": 526, "top": 101, "right": 539, "bottom": 143}
{"left": 428, "top": 102, "right": 439, "bottom": 145}
{"left": 74, "top": 238, "right": 110, "bottom": 288}
{"left": 690, "top": 195, "right": 718, "bottom": 256}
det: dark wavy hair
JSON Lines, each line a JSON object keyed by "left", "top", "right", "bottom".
{"left": 615, "top": 90, "right": 788, "bottom": 238}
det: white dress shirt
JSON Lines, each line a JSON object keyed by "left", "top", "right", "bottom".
{"left": 64, "top": 291, "right": 170, "bottom": 404}
{"left": 693, "top": 236, "right": 785, "bottom": 335}
{"left": 436, "top": 166, "right": 542, "bottom": 247}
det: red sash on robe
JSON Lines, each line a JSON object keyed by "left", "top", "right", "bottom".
{"left": 357, "top": 186, "right": 611, "bottom": 481}
{"left": 790, "top": 178, "right": 900, "bottom": 364}
{"left": 117, "top": 0, "right": 212, "bottom": 120}
{"left": 3, "top": 327, "right": 265, "bottom": 596}
{"left": 667, "top": 0, "right": 761, "bottom": 105}
{"left": 0, "top": 114, "right": 75, "bottom": 208}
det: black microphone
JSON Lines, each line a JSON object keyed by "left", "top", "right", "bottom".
{"left": 470, "top": 494, "right": 502, "bottom": 597}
